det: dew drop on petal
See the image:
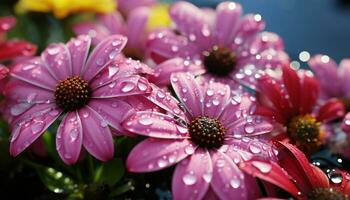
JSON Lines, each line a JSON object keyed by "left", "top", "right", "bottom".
{"left": 230, "top": 178, "right": 240, "bottom": 189}
{"left": 112, "top": 40, "right": 121, "bottom": 46}
{"left": 252, "top": 161, "right": 272, "bottom": 173}
{"left": 216, "top": 159, "right": 225, "bottom": 168}
{"left": 137, "top": 81, "right": 148, "bottom": 91}
{"left": 202, "top": 172, "right": 212, "bottom": 183}
{"left": 182, "top": 172, "right": 197, "bottom": 185}
{"left": 158, "top": 158, "right": 167, "bottom": 168}
{"left": 47, "top": 47, "right": 60, "bottom": 55}
{"left": 244, "top": 124, "right": 255, "bottom": 134}
{"left": 82, "top": 111, "right": 89, "bottom": 118}
{"left": 70, "top": 129, "right": 79, "bottom": 142}
{"left": 31, "top": 121, "right": 45, "bottom": 134}
{"left": 249, "top": 143, "right": 261, "bottom": 154}
{"left": 10, "top": 103, "right": 32, "bottom": 116}
{"left": 138, "top": 118, "right": 153, "bottom": 126}
{"left": 206, "top": 89, "right": 214, "bottom": 96}
{"left": 108, "top": 65, "right": 119, "bottom": 77}
{"left": 185, "top": 145, "right": 195, "bottom": 155}
{"left": 121, "top": 82, "right": 136, "bottom": 93}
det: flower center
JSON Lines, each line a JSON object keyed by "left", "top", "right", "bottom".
{"left": 188, "top": 116, "right": 226, "bottom": 149}
{"left": 307, "top": 188, "right": 349, "bottom": 200}
{"left": 287, "top": 114, "right": 322, "bottom": 152}
{"left": 203, "top": 46, "right": 236, "bottom": 77}
{"left": 54, "top": 76, "right": 91, "bottom": 111}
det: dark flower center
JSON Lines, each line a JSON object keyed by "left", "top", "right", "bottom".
{"left": 188, "top": 116, "right": 226, "bottom": 149}
{"left": 203, "top": 46, "right": 236, "bottom": 77}
{"left": 122, "top": 47, "right": 144, "bottom": 61}
{"left": 307, "top": 188, "right": 349, "bottom": 200}
{"left": 54, "top": 76, "right": 91, "bottom": 111}
{"left": 287, "top": 114, "right": 321, "bottom": 152}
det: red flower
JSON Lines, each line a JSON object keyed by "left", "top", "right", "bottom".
{"left": 0, "top": 16, "right": 37, "bottom": 62}
{"left": 257, "top": 65, "right": 345, "bottom": 153}
{"left": 240, "top": 142, "right": 350, "bottom": 200}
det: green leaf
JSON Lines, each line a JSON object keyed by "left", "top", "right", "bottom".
{"left": 109, "top": 183, "right": 131, "bottom": 197}
{"left": 94, "top": 158, "right": 125, "bottom": 187}
{"left": 37, "top": 166, "right": 77, "bottom": 194}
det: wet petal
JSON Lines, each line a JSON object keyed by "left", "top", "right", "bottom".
{"left": 127, "top": 138, "right": 192, "bottom": 172}
{"left": 316, "top": 98, "right": 344, "bottom": 122}
{"left": 0, "top": 40, "right": 36, "bottom": 61}
{"left": 172, "top": 149, "right": 212, "bottom": 200}
{"left": 203, "top": 82, "right": 230, "bottom": 118}
{"left": 83, "top": 35, "right": 127, "bottom": 81}
{"left": 66, "top": 35, "right": 91, "bottom": 76}
{"left": 99, "top": 12, "right": 126, "bottom": 35}
{"left": 56, "top": 111, "right": 83, "bottom": 165}
{"left": 126, "top": 7, "right": 149, "bottom": 48}
{"left": 42, "top": 43, "right": 72, "bottom": 80}
{"left": 73, "top": 22, "right": 111, "bottom": 45}
{"left": 79, "top": 106, "right": 114, "bottom": 161}
{"left": 210, "top": 151, "right": 247, "bottom": 200}
{"left": 123, "top": 111, "right": 189, "bottom": 139}
{"left": 171, "top": 72, "right": 204, "bottom": 117}
{"left": 10, "top": 106, "right": 61, "bottom": 156}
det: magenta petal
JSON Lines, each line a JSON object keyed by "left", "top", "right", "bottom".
{"left": 92, "top": 75, "right": 151, "bottom": 98}
{"left": 127, "top": 138, "right": 192, "bottom": 172}
{"left": 124, "top": 111, "right": 189, "bottom": 139}
{"left": 308, "top": 54, "right": 341, "bottom": 98}
{"left": 11, "top": 57, "right": 57, "bottom": 90}
{"left": 172, "top": 149, "right": 212, "bottom": 200}
{"left": 56, "top": 111, "right": 83, "bottom": 165}
{"left": 79, "top": 107, "right": 114, "bottom": 161}
{"left": 66, "top": 35, "right": 91, "bottom": 76}
{"left": 226, "top": 116, "right": 273, "bottom": 137}
{"left": 5, "top": 79, "right": 54, "bottom": 104}
{"left": 210, "top": 151, "right": 247, "bottom": 200}
{"left": 220, "top": 95, "right": 254, "bottom": 127}
{"left": 10, "top": 106, "right": 61, "bottom": 156}
{"left": 226, "top": 138, "right": 276, "bottom": 160}
{"left": 126, "top": 7, "right": 149, "bottom": 48}
{"left": 73, "top": 22, "right": 111, "bottom": 45}
{"left": 203, "top": 82, "right": 230, "bottom": 118}
{"left": 171, "top": 73, "right": 204, "bottom": 117}
{"left": 118, "top": 0, "right": 155, "bottom": 14}
{"left": 89, "top": 99, "right": 135, "bottom": 133}
{"left": 215, "top": 2, "right": 242, "bottom": 45}
{"left": 150, "top": 58, "right": 205, "bottom": 86}
{"left": 249, "top": 32, "right": 285, "bottom": 52}
{"left": 338, "top": 59, "right": 350, "bottom": 97}
{"left": 99, "top": 12, "right": 126, "bottom": 35}
{"left": 83, "top": 35, "right": 127, "bottom": 81}
{"left": 235, "top": 14, "right": 265, "bottom": 42}
{"left": 170, "top": 1, "right": 214, "bottom": 50}
{"left": 42, "top": 43, "right": 72, "bottom": 81}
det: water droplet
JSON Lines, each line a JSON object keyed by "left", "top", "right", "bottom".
{"left": 249, "top": 143, "right": 261, "bottom": 154}
{"left": 171, "top": 45, "right": 179, "bottom": 52}
{"left": 100, "top": 120, "right": 108, "bottom": 127}
{"left": 82, "top": 111, "right": 89, "bottom": 118}
{"left": 182, "top": 88, "right": 188, "bottom": 93}
{"left": 328, "top": 171, "right": 343, "bottom": 184}
{"left": 189, "top": 34, "right": 196, "bottom": 41}
{"left": 70, "top": 129, "right": 79, "bottom": 141}
{"left": 206, "top": 89, "right": 214, "bottom": 96}
{"left": 137, "top": 81, "right": 148, "bottom": 91}
{"left": 31, "top": 120, "right": 45, "bottom": 134}
{"left": 108, "top": 65, "right": 119, "bottom": 77}
{"left": 47, "top": 47, "right": 60, "bottom": 55}
{"left": 22, "top": 64, "right": 36, "bottom": 71}
{"left": 252, "top": 161, "right": 272, "bottom": 173}
{"left": 157, "top": 90, "right": 166, "bottom": 99}
{"left": 139, "top": 118, "right": 153, "bottom": 125}
{"left": 244, "top": 124, "right": 255, "bottom": 134}
{"left": 216, "top": 159, "right": 225, "bottom": 168}
{"left": 121, "top": 82, "right": 135, "bottom": 93}
{"left": 230, "top": 178, "right": 240, "bottom": 189}
{"left": 158, "top": 158, "right": 167, "bottom": 168}
{"left": 112, "top": 40, "right": 121, "bottom": 46}
{"left": 109, "top": 50, "right": 118, "bottom": 59}
{"left": 171, "top": 76, "right": 178, "bottom": 82}
{"left": 168, "top": 154, "right": 177, "bottom": 163}
{"left": 10, "top": 103, "right": 32, "bottom": 116}
{"left": 74, "top": 39, "right": 82, "bottom": 46}
{"left": 345, "top": 119, "right": 350, "bottom": 126}
{"left": 212, "top": 99, "right": 220, "bottom": 106}
{"left": 185, "top": 145, "right": 195, "bottom": 155}
{"left": 176, "top": 126, "right": 188, "bottom": 134}
{"left": 202, "top": 172, "right": 212, "bottom": 183}
{"left": 182, "top": 172, "right": 197, "bottom": 185}
{"left": 96, "top": 58, "right": 104, "bottom": 65}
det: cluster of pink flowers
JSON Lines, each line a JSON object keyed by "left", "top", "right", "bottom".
{"left": 1, "top": 1, "right": 350, "bottom": 199}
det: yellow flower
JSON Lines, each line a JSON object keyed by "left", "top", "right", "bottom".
{"left": 147, "top": 4, "right": 171, "bottom": 31}
{"left": 15, "top": 0, "right": 116, "bottom": 19}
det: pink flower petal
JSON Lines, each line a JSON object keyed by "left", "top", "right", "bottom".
{"left": 73, "top": 22, "right": 111, "bottom": 45}
{"left": 316, "top": 98, "right": 344, "bottom": 122}
{"left": 214, "top": 2, "right": 242, "bottom": 45}
{"left": 4, "top": 79, "right": 54, "bottom": 104}
{"left": 56, "top": 111, "right": 83, "bottom": 165}
{"left": 92, "top": 75, "right": 151, "bottom": 98}
{"left": 170, "top": 1, "right": 214, "bottom": 50}
{"left": 150, "top": 58, "right": 205, "bottom": 86}
{"left": 42, "top": 43, "right": 72, "bottom": 81}
{"left": 117, "top": 0, "right": 155, "bottom": 14}
{"left": 210, "top": 150, "right": 247, "bottom": 200}
{"left": 171, "top": 73, "right": 204, "bottom": 117}
{"left": 308, "top": 55, "right": 341, "bottom": 98}
{"left": 126, "top": 7, "right": 149, "bottom": 48}
{"left": 124, "top": 111, "right": 189, "bottom": 139}
{"left": 83, "top": 35, "right": 127, "bottom": 81}
{"left": 66, "top": 35, "right": 91, "bottom": 76}
{"left": 11, "top": 57, "right": 57, "bottom": 90}
{"left": 226, "top": 116, "right": 273, "bottom": 137}
{"left": 99, "top": 12, "right": 126, "bottom": 35}
{"left": 234, "top": 14, "right": 265, "bottom": 44}
{"left": 79, "top": 106, "right": 114, "bottom": 161}
{"left": 203, "top": 82, "right": 230, "bottom": 118}
{"left": 249, "top": 32, "right": 284, "bottom": 52}
{"left": 89, "top": 99, "right": 135, "bottom": 133}
{"left": 172, "top": 149, "right": 212, "bottom": 200}
{"left": 0, "top": 16, "right": 16, "bottom": 32}
{"left": 338, "top": 59, "right": 350, "bottom": 97}
{"left": 127, "top": 138, "right": 192, "bottom": 172}
{"left": 10, "top": 106, "right": 61, "bottom": 156}
{"left": 299, "top": 71, "right": 320, "bottom": 115}
{"left": 0, "top": 40, "right": 37, "bottom": 61}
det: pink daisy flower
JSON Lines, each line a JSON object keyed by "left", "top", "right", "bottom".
{"left": 74, "top": 1, "right": 167, "bottom": 60}
{"left": 256, "top": 65, "right": 344, "bottom": 153}
{"left": 5, "top": 34, "right": 153, "bottom": 164}
{"left": 124, "top": 72, "right": 275, "bottom": 199}
{"left": 147, "top": 1, "right": 289, "bottom": 88}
